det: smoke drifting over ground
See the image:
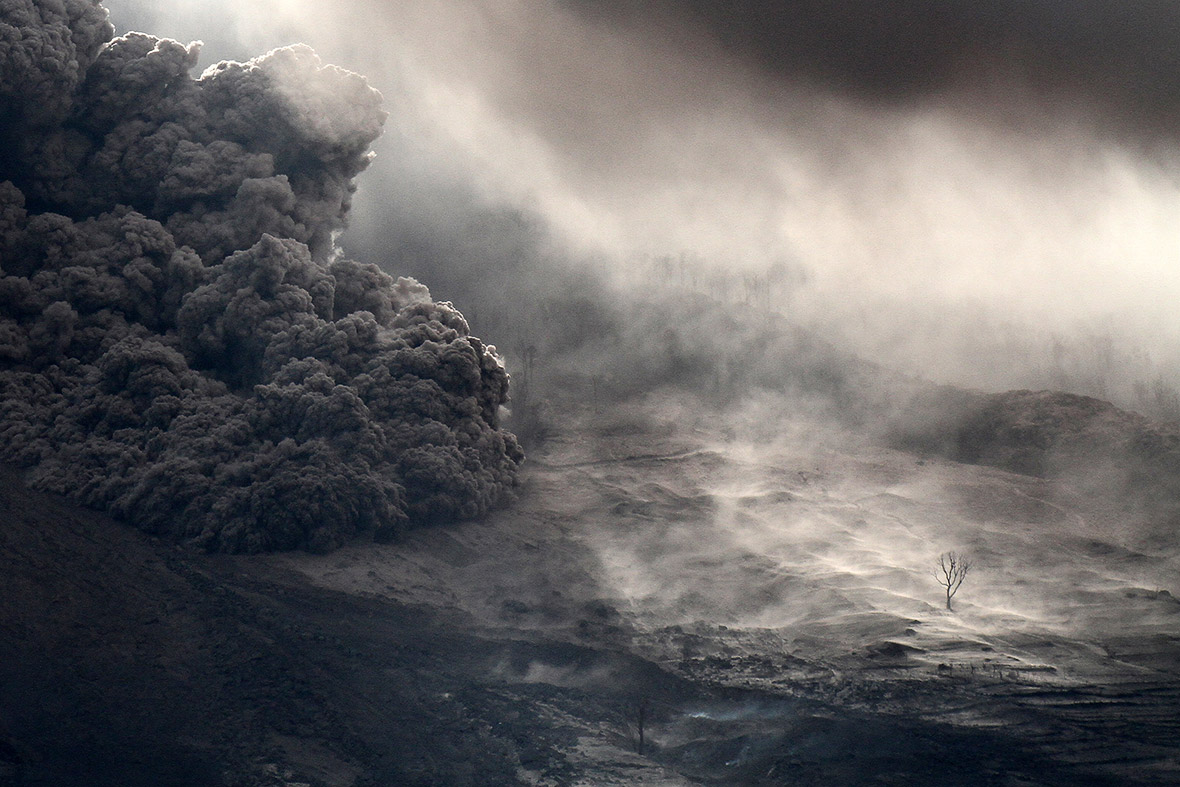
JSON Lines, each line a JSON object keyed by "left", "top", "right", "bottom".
{"left": 0, "top": 0, "right": 522, "bottom": 552}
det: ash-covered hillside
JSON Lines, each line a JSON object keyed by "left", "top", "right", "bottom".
{"left": 0, "top": 0, "right": 522, "bottom": 553}
{"left": 886, "top": 387, "right": 1180, "bottom": 538}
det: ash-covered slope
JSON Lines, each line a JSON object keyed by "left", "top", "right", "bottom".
{"left": 0, "top": 0, "right": 522, "bottom": 552}
{"left": 6, "top": 389, "right": 1179, "bottom": 787}
{"left": 0, "top": 464, "right": 546, "bottom": 786}
{"left": 889, "top": 387, "right": 1180, "bottom": 535}
{"left": 276, "top": 389, "right": 1180, "bottom": 786}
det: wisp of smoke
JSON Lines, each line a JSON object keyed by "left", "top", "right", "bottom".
{"left": 0, "top": 0, "right": 522, "bottom": 553}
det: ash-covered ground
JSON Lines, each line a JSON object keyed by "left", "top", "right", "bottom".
{"left": 4, "top": 386, "right": 1179, "bottom": 786}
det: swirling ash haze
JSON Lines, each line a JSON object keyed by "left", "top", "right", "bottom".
{"left": 101, "top": 0, "right": 1180, "bottom": 417}
{"left": 0, "top": 0, "right": 522, "bottom": 553}
{"left": 10, "top": 0, "right": 1180, "bottom": 547}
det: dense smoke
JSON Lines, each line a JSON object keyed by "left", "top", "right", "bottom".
{"left": 68, "top": 0, "right": 1180, "bottom": 487}
{"left": 570, "top": 1, "right": 1180, "bottom": 138}
{"left": 0, "top": 0, "right": 522, "bottom": 553}
{"left": 97, "top": 0, "right": 1180, "bottom": 423}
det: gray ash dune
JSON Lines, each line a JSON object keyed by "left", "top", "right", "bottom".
{"left": 0, "top": 0, "right": 522, "bottom": 552}
{"left": 889, "top": 387, "right": 1180, "bottom": 535}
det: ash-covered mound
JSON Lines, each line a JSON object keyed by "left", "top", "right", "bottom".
{"left": 891, "top": 388, "right": 1180, "bottom": 525}
{"left": 0, "top": 0, "right": 521, "bottom": 553}
{"left": 952, "top": 390, "right": 1177, "bottom": 477}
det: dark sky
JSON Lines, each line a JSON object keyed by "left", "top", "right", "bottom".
{"left": 567, "top": 0, "right": 1180, "bottom": 142}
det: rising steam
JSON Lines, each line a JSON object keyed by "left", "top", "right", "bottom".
{"left": 0, "top": 0, "right": 522, "bottom": 553}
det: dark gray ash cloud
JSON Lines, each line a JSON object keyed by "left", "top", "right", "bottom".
{"left": 568, "top": 0, "right": 1180, "bottom": 141}
{"left": 0, "top": 0, "right": 522, "bottom": 553}
{"left": 94, "top": 0, "right": 1180, "bottom": 423}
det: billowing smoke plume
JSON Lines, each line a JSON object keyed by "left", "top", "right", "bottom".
{"left": 0, "top": 0, "right": 522, "bottom": 553}
{"left": 90, "top": 0, "right": 1180, "bottom": 424}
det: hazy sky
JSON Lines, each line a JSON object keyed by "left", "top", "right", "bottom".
{"left": 101, "top": 0, "right": 1180, "bottom": 392}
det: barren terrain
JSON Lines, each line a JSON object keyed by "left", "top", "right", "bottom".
{"left": 3, "top": 388, "right": 1179, "bottom": 785}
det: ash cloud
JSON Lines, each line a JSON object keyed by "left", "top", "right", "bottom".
{"left": 569, "top": 0, "right": 1180, "bottom": 142}
{"left": 96, "top": 1, "right": 1180, "bottom": 425}
{"left": 0, "top": 0, "right": 522, "bottom": 553}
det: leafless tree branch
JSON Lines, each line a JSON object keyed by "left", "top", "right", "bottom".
{"left": 936, "top": 551, "right": 973, "bottom": 611}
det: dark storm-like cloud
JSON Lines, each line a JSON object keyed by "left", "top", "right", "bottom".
{"left": 568, "top": 0, "right": 1180, "bottom": 138}
{"left": 0, "top": 0, "right": 522, "bottom": 553}
{"left": 92, "top": 0, "right": 1180, "bottom": 423}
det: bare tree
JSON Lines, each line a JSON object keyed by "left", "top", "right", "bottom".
{"left": 936, "top": 551, "right": 973, "bottom": 611}
{"left": 636, "top": 696, "right": 650, "bottom": 755}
